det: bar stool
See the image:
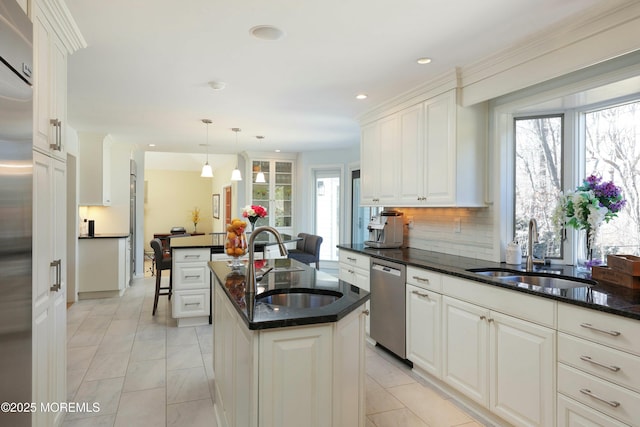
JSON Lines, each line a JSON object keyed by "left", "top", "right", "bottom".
{"left": 150, "top": 238, "right": 172, "bottom": 315}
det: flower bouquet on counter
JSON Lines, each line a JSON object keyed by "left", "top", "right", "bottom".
{"left": 552, "top": 174, "right": 626, "bottom": 269}
{"left": 242, "top": 204, "right": 268, "bottom": 231}
{"left": 191, "top": 207, "right": 201, "bottom": 233}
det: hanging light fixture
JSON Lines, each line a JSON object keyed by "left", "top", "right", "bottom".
{"left": 200, "top": 119, "right": 213, "bottom": 178}
{"left": 231, "top": 128, "right": 243, "bottom": 181}
{"left": 255, "top": 136, "right": 266, "bottom": 183}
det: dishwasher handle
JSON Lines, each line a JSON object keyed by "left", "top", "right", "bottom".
{"left": 372, "top": 263, "right": 402, "bottom": 277}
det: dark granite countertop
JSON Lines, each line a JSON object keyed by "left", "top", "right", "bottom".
{"left": 338, "top": 244, "right": 640, "bottom": 321}
{"left": 79, "top": 233, "right": 129, "bottom": 239}
{"left": 208, "top": 258, "right": 370, "bottom": 330}
{"left": 171, "top": 233, "right": 299, "bottom": 251}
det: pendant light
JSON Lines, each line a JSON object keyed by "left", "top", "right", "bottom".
{"left": 231, "top": 128, "right": 242, "bottom": 181}
{"left": 201, "top": 119, "right": 213, "bottom": 178}
{"left": 254, "top": 136, "right": 266, "bottom": 183}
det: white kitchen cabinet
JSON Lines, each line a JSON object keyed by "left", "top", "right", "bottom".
{"left": 32, "top": 151, "right": 66, "bottom": 427}
{"left": 557, "top": 394, "right": 628, "bottom": 427}
{"left": 213, "top": 278, "right": 367, "bottom": 427}
{"left": 406, "top": 284, "right": 442, "bottom": 379}
{"left": 360, "top": 115, "right": 400, "bottom": 206}
{"left": 360, "top": 88, "right": 487, "bottom": 207}
{"left": 442, "top": 277, "right": 556, "bottom": 427}
{"left": 79, "top": 133, "right": 112, "bottom": 206}
{"left": 33, "top": 1, "right": 67, "bottom": 161}
{"left": 172, "top": 248, "right": 211, "bottom": 327}
{"left": 78, "top": 237, "right": 129, "bottom": 299}
{"left": 557, "top": 303, "right": 640, "bottom": 426}
{"left": 338, "top": 250, "right": 371, "bottom": 336}
{"left": 249, "top": 159, "right": 294, "bottom": 234}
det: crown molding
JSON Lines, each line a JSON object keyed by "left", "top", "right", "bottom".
{"left": 36, "top": 0, "right": 87, "bottom": 53}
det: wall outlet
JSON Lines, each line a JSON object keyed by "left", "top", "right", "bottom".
{"left": 454, "top": 217, "right": 461, "bottom": 233}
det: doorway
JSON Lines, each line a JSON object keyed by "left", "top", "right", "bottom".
{"left": 314, "top": 168, "right": 341, "bottom": 262}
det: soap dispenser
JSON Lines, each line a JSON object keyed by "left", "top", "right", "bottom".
{"left": 506, "top": 240, "right": 522, "bottom": 265}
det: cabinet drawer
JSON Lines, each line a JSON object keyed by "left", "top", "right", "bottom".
{"left": 173, "top": 290, "right": 210, "bottom": 317}
{"left": 558, "top": 394, "right": 628, "bottom": 427}
{"left": 558, "top": 303, "right": 640, "bottom": 356}
{"left": 339, "top": 251, "right": 369, "bottom": 270}
{"left": 174, "top": 248, "right": 210, "bottom": 263}
{"left": 338, "top": 265, "right": 370, "bottom": 291}
{"left": 559, "top": 333, "right": 640, "bottom": 393}
{"left": 407, "top": 266, "right": 442, "bottom": 292}
{"left": 558, "top": 363, "right": 640, "bottom": 425}
{"left": 174, "top": 264, "right": 208, "bottom": 289}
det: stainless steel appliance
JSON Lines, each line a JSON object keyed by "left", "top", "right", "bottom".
{"left": 370, "top": 258, "right": 407, "bottom": 358}
{"left": 0, "top": 1, "right": 33, "bottom": 425}
{"left": 365, "top": 209, "right": 404, "bottom": 248}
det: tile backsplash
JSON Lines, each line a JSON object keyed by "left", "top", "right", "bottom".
{"left": 401, "top": 206, "right": 497, "bottom": 261}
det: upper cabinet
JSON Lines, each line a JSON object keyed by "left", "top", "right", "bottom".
{"left": 79, "top": 133, "right": 112, "bottom": 206}
{"left": 360, "top": 88, "right": 487, "bottom": 207}
{"left": 249, "top": 158, "right": 294, "bottom": 234}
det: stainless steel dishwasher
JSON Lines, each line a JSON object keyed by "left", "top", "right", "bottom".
{"left": 370, "top": 258, "right": 407, "bottom": 358}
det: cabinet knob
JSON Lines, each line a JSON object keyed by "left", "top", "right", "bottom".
{"left": 362, "top": 309, "right": 370, "bottom": 316}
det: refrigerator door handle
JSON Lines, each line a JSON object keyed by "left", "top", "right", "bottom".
{"left": 50, "top": 259, "right": 61, "bottom": 291}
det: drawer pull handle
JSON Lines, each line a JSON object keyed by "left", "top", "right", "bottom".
{"left": 184, "top": 302, "right": 201, "bottom": 306}
{"left": 185, "top": 275, "right": 201, "bottom": 279}
{"left": 347, "top": 257, "right": 357, "bottom": 262}
{"left": 580, "top": 323, "right": 621, "bottom": 336}
{"left": 348, "top": 269, "right": 355, "bottom": 274}
{"left": 579, "top": 355, "right": 621, "bottom": 372}
{"left": 184, "top": 255, "right": 201, "bottom": 259}
{"left": 412, "top": 276, "right": 429, "bottom": 283}
{"left": 411, "top": 290, "right": 429, "bottom": 299}
{"left": 579, "top": 388, "right": 620, "bottom": 408}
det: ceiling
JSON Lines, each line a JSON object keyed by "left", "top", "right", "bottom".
{"left": 65, "top": 0, "right": 607, "bottom": 157}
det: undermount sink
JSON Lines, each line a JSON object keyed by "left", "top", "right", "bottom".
{"left": 467, "top": 268, "right": 595, "bottom": 289}
{"left": 256, "top": 289, "right": 343, "bottom": 308}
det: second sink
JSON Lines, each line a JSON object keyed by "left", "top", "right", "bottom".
{"left": 467, "top": 268, "right": 596, "bottom": 289}
{"left": 257, "top": 289, "right": 343, "bottom": 309}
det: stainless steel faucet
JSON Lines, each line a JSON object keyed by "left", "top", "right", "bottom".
{"left": 526, "top": 218, "right": 539, "bottom": 271}
{"left": 246, "top": 226, "right": 288, "bottom": 296}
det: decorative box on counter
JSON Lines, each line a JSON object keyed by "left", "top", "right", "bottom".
{"left": 592, "top": 265, "right": 640, "bottom": 289}
{"left": 606, "top": 254, "right": 640, "bottom": 276}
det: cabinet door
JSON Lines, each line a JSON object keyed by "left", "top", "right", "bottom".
{"left": 360, "top": 121, "right": 380, "bottom": 205}
{"left": 398, "top": 104, "right": 425, "bottom": 205}
{"left": 442, "top": 296, "right": 489, "bottom": 405}
{"left": 50, "top": 36, "right": 67, "bottom": 160}
{"left": 250, "top": 159, "right": 293, "bottom": 233}
{"left": 406, "top": 285, "right": 441, "bottom": 378}
{"left": 377, "top": 115, "right": 399, "bottom": 204}
{"left": 33, "top": 4, "right": 52, "bottom": 154}
{"left": 424, "top": 91, "right": 455, "bottom": 205}
{"left": 32, "top": 152, "right": 66, "bottom": 427}
{"left": 490, "top": 311, "right": 555, "bottom": 427}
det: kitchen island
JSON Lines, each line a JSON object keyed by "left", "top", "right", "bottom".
{"left": 208, "top": 259, "right": 370, "bottom": 427}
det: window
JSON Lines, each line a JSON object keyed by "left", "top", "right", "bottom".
{"left": 514, "top": 100, "right": 640, "bottom": 260}
{"left": 584, "top": 101, "right": 640, "bottom": 256}
{"left": 514, "top": 115, "right": 563, "bottom": 258}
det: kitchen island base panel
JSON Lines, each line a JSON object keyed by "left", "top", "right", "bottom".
{"left": 78, "top": 289, "right": 125, "bottom": 300}
{"left": 175, "top": 316, "right": 209, "bottom": 328}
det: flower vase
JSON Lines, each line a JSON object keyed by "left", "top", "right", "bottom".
{"left": 249, "top": 216, "right": 258, "bottom": 232}
{"left": 193, "top": 223, "right": 197, "bottom": 233}
{"left": 576, "top": 229, "right": 602, "bottom": 274}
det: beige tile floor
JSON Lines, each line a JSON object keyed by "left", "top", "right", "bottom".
{"left": 62, "top": 270, "right": 492, "bottom": 427}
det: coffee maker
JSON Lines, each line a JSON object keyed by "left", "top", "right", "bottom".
{"left": 365, "top": 210, "right": 404, "bottom": 248}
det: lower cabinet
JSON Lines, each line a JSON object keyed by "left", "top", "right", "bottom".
{"left": 557, "top": 303, "right": 640, "bottom": 426}
{"left": 78, "top": 237, "right": 128, "bottom": 298}
{"left": 213, "top": 280, "right": 367, "bottom": 427}
{"left": 172, "top": 248, "right": 211, "bottom": 327}
{"left": 338, "top": 250, "right": 371, "bottom": 336}
{"left": 406, "top": 284, "right": 441, "bottom": 378}
{"left": 441, "top": 290, "right": 556, "bottom": 427}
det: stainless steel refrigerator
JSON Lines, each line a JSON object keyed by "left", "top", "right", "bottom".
{"left": 0, "top": 1, "right": 33, "bottom": 426}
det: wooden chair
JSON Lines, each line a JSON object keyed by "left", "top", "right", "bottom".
{"left": 288, "top": 233, "right": 323, "bottom": 270}
{"left": 150, "top": 238, "right": 172, "bottom": 315}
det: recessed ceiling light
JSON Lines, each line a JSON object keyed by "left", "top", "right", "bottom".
{"left": 416, "top": 57, "right": 432, "bottom": 65}
{"left": 275, "top": 149, "right": 281, "bottom": 153}
{"left": 148, "top": 143, "right": 156, "bottom": 147}
{"left": 356, "top": 93, "right": 368, "bottom": 100}
{"left": 250, "top": 25, "right": 286, "bottom": 41}
{"left": 208, "top": 81, "right": 226, "bottom": 91}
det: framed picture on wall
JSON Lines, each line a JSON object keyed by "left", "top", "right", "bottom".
{"left": 212, "top": 193, "right": 220, "bottom": 219}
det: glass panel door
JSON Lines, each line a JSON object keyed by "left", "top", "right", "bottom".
{"left": 315, "top": 169, "right": 340, "bottom": 261}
